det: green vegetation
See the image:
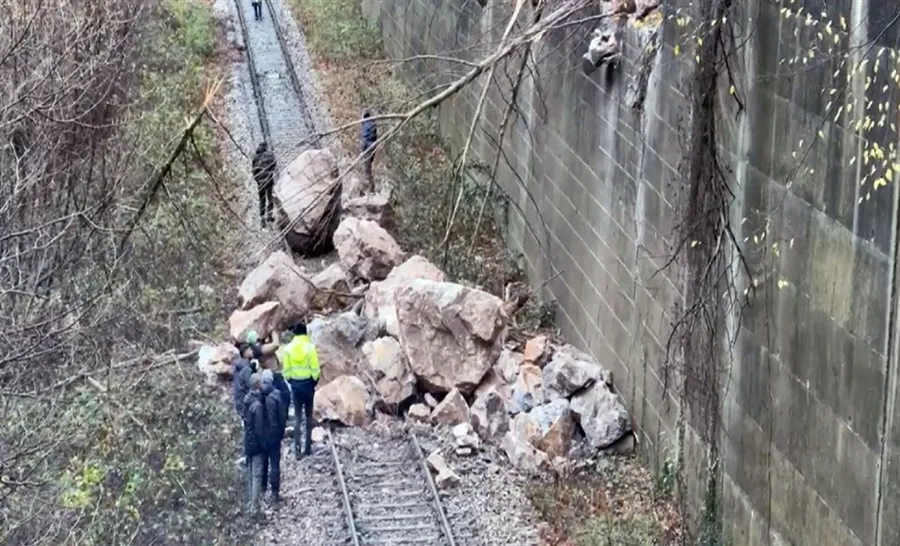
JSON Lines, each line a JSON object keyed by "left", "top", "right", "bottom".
{"left": 292, "top": 0, "right": 523, "bottom": 294}
{"left": 1, "top": 0, "right": 250, "bottom": 543}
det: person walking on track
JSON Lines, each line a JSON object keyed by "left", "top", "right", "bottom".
{"left": 280, "top": 323, "right": 320, "bottom": 460}
{"left": 360, "top": 109, "right": 377, "bottom": 193}
{"left": 251, "top": 141, "right": 277, "bottom": 227}
{"left": 251, "top": 0, "right": 263, "bottom": 21}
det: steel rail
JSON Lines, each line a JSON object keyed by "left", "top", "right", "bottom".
{"left": 327, "top": 428, "right": 361, "bottom": 546}
{"left": 409, "top": 432, "right": 458, "bottom": 546}
{"left": 231, "top": 0, "right": 272, "bottom": 144}
{"left": 261, "top": 0, "right": 320, "bottom": 149}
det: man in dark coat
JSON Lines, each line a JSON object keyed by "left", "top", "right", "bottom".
{"left": 360, "top": 110, "right": 377, "bottom": 193}
{"left": 251, "top": 0, "right": 262, "bottom": 21}
{"left": 244, "top": 374, "right": 270, "bottom": 517}
{"left": 260, "top": 370, "right": 286, "bottom": 503}
{"left": 232, "top": 349, "right": 254, "bottom": 417}
{"left": 251, "top": 141, "right": 277, "bottom": 227}
{"left": 243, "top": 374, "right": 269, "bottom": 517}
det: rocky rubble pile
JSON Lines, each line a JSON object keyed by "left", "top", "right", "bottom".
{"left": 197, "top": 147, "right": 633, "bottom": 482}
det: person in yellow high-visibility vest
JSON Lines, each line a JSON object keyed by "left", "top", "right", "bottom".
{"left": 280, "top": 323, "right": 320, "bottom": 459}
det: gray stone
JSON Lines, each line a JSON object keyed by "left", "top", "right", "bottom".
{"left": 569, "top": 382, "right": 631, "bottom": 449}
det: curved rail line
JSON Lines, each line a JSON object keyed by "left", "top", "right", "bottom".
{"left": 327, "top": 429, "right": 461, "bottom": 546}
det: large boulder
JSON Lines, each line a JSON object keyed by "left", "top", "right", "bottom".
{"left": 333, "top": 217, "right": 405, "bottom": 281}
{"left": 511, "top": 364, "right": 543, "bottom": 414}
{"left": 274, "top": 148, "right": 342, "bottom": 256}
{"left": 307, "top": 311, "right": 368, "bottom": 384}
{"left": 343, "top": 194, "right": 394, "bottom": 230}
{"left": 229, "top": 301, "right": 282, "bottom": 342}
{"left": 395, "top": 279, "right": 507, "bottom": 396}
{"left": 314, "top": 375, "right": 371, "bottom": 427}
{"left": 238, "top": 251, "right": 313, "bottom": 323}
{"left": 197, "top": 343, "right": 240, "bottom": 378}
{"left": 311, "top": 263, "right": 352, "bottom": 311}
{"left": 364, "top": 255, "right": 445, "bottom": 337}
{"left": 430, "top": 388, "right": 469, "bottom": 426}
{"left": 528, "top": 399, "right": 576, "bottom": 459}
{"left": 362, "top": 336, "right": 415, "bottom": 408}
{"left": 569, "top": 382, "right": 631, "bottom": 448}
{"left": 470, "top": 389, "right": 510, "bottom": 442}
{"left": 542, "top": 344, "right": 609, "bottom": 401}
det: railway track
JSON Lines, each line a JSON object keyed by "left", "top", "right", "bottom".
{"left": 327, "top": 429, "right": 482, "bottom": 546}
{"left": 231, "top": 0, "right": 318, "bottom": 164}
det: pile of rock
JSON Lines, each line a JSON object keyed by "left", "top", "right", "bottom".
{"left": 199, "top": 147, "right": 632, "bottom": 478}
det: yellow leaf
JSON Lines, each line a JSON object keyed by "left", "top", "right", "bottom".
{"left": 690, "top": 240, "right": 700, "bottom": 248}
{"left": 777, "top": 279, "right": 789, "bottom": 290}
{"left": 674, "top": 44, "right": 680, "bottom": 56}
{"left": 874, "top": 178, "right": 887, "bottom": 189}
{"left": 729, "top": 85, "right": 736, "bottom": 95}
{"left": 841, "top": 15, "right": 847, "bottom": 29}
{"left": 887, "top": 169, "right": 893, "bottom": 181}
{"left": 790, "top": 238, "right": 795, "bottom": 248}
{"left": 698, "top": 37, "right": 703, "bottom": 46}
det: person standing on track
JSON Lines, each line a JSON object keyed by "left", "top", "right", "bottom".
{"left": 251, "top": 141, "right": 277, "bottom": 227}
{"left": 360, "top": 109, "right": 377, "bottom": 193}
{"left": 251, "top": 0, "right": 263, "bottom": 21}
{"left": 243, "top": 373, "right": 269, "bottom": 517}
{"left": 281, "top": 323, "right": 320, "bottom": 460}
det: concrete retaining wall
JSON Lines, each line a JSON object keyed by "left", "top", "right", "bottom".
{"left": 362, "top": 0, "right": 900, "bottom": 544}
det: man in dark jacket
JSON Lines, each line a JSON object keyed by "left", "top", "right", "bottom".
{"left": 243, "top": 374, "right": 269, "bottom": 517}
{"left": 260, "top": 370, "right": 286, "bottom": 503}
{"left": 232, "top": 351, "right": 254, "bottom": 417}
{"left": 360, "top": 110, "right": 377, "bottom": 193}
{"left": 251, "top": 141, "right": 277, "bottom": 227}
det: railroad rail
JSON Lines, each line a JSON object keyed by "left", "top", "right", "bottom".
{"left": 327, "top": 429, "right": 474, "bottom": 546}
{"left": 231, "top": 0, "right": 318, "bottom": 163}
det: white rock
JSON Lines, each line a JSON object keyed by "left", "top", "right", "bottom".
{"left": 407, "top": 403, "right": 431, "bottom": 422}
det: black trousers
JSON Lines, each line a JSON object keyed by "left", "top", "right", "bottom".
{"left": 289, "top": 378, "right": 316, "bottom": 454}
{"left": 260, "top": 443, "right": 281, "bottom": 497}
{"left": 257, "top": 178, "right": 273, "bottom": 224}
{"left": 252, "top": 1, "right": 262, "bottom": 20}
